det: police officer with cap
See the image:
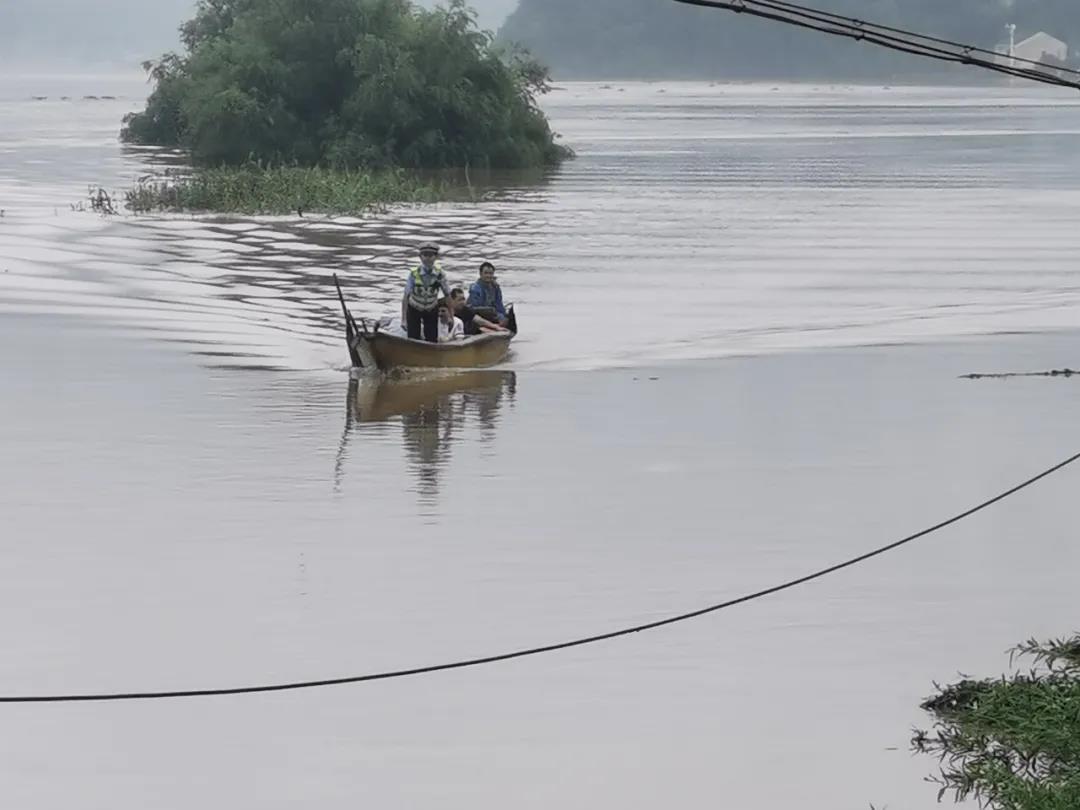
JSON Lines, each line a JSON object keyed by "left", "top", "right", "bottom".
{"left": 401, "top": 243, "right": 451, "bottom": 343}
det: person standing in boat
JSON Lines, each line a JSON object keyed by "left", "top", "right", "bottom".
{"left": 402, "top": 243, "right": 451, "bottom": 343}
{"left": 466, "top": 261, "right": 509, "bottom": 327}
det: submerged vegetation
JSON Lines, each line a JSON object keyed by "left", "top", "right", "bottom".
{"left": 124, "top": 166, "right": 446, "bottom": 214}
{"left": 122, "top": 0, "right": 570, "bottom": 174}
{"left": 913, "top": 635, "right": 1080, "bottom": 810}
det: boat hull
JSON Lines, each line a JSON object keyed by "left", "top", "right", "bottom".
{"left": 353, "top": 331, "right": 513, "bottom": 371}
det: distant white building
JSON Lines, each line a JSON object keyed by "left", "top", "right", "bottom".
{"left": 993, "top": 29, "right": 1069, "bottom": 77}
{"left": 1013, "top": 31, "right": 1068, "bottom": 64}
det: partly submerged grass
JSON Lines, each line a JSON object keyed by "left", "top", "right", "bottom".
{"left": 124, "top": 166, "right": 450, "bottom": 215}
{"left": 913, "top": 635, "right": 1080, "bottom": 810}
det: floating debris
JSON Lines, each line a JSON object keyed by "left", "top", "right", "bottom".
{"left": 86, "top": 187, "right": 117, "bottom": 215}
{"left": 960, "top": 368, "right": 1078, "bottom": 380}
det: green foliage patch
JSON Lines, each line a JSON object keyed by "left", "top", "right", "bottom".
{"left": 122, "top": 0, "right": 570, "bottom": 171}
{"left": 913, "top": 636, "right": 1080, "bottom": 810}
{"left": 124, "top": 165, "right": 447, "bottom": 214}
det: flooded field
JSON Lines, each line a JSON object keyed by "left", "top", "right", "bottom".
{"left": 1, "top": 76, "right": 1079, "bottom": 808}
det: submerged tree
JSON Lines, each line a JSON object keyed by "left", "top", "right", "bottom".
{"left": 122, "top": 0, "right": 570, "bottom": 170}
{"left": 912, "top": 635, "right": 1080, "bottom": 810}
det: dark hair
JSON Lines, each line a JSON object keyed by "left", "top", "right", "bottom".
{"left": 479, "top": 262, "right": 495, "bottom": 272}
{"left": 450, "top": 287, "right": 465, "bottom": 299}
{"left": 437, "top": 297, "right": 449, "bottom": 310}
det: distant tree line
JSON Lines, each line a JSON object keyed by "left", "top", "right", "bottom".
{"left": 122, "top": 0, "right": 569, "bottom": 170}
{"left": 498, "top": 0, "right": 1080, "bottom": 79}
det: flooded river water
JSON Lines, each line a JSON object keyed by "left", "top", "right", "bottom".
{"left": 1, "top": 75, "right": 1079, "bottom": 808}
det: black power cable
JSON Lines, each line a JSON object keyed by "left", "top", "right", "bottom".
{"left": 1, "top": 449, "right": 1077, "bottom": 703}
{"left": 759, "top": 0, "right": 1080, "bottom": 76}
{"left": 672, "top": 0, "right": 1080, "bottom": 91}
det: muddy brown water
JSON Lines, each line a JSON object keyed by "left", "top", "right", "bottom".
{"left": 2, "top": 75, "right": 1079, "bottom": 808}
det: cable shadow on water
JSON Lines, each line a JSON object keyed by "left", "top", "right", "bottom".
{"left": 333, "top": 369, "right": 517, "bottom": 503}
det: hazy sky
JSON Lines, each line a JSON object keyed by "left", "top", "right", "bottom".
{"left": 0, "top": 0, "right": 519, "bottom": 67}
{"left": 415, "top": 0, "right": 518, "bottom": 29}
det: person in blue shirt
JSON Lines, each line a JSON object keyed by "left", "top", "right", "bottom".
{"left": 402, "top": 243, "right": 451, "bottom": 342}
{"left": 466, "top": 261, "right": 509, "bottom": 327}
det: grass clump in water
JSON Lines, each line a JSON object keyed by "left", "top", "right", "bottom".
{"left": 124, "top": 166, "right": 447, "bottom": 215}
{"left": 912, "top": 635, "right": 1080, "bottom": 810}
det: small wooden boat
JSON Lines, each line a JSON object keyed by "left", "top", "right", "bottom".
{"left": 334, "top": 275, "right": 517, "bottom": 371}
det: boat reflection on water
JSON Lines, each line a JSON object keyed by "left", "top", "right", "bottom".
{"left": 335, "top": 370, "right": 517, "bottom": 500}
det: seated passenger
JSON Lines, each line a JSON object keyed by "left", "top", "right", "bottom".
{"left": 437, "top": 299, "right": 465, "bottom": 342}
{"left": 450, "top": 288, "right": 508, "bottom": 335}
{"left": 466, "top": 261, "right": 509, "bottom": 327}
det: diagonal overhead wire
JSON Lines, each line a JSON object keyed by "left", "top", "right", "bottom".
{"left": 671, "top": 0, "right": 1080, "bottom": 91}
{"left": 752, "top": 0, "right": 1080, "bottom": 76}
{"left": 0, "top": 449, "right": 1077, "bottom": 702}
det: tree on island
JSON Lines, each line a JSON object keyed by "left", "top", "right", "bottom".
{"left": 122, "top": 0, "right": 569, "bottom": 170}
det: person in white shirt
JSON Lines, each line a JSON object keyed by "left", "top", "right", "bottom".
{"left": 437, "top": 299, "right": 464, "bottom": 342}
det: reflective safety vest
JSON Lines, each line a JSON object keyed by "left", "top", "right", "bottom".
{"left": 408, "top": 264, "right": 445, "bottom": 311}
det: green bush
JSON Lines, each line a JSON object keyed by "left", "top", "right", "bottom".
{"left": 913, "top": 636, "right": 1080, "bottom": 810}
{"left": 122, "top": 0, "right": 570, "bottom": 170}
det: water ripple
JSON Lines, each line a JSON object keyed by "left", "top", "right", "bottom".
{"left": 2, "top": 80, "right": 1080, "bottom": 370}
